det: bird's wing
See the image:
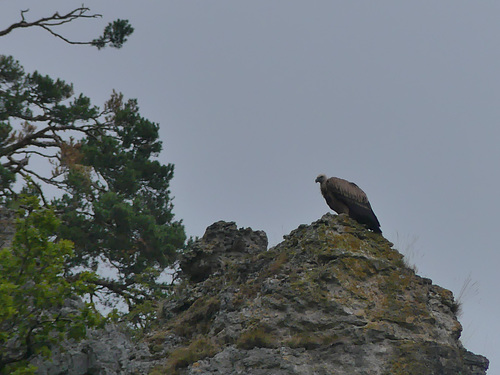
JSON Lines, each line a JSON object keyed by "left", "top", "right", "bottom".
{"left": 326, "top": 177, "right": 370, "bottom": 206}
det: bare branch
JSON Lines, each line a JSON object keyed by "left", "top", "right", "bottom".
{"left": 3, "top": 155, "right": 29, "bottom": 174}
{"left": 1, "top": 7, "right": 133, "bottom": 49}
{"left": 66, "top": 274, "right": 144, "bottom": 305}
{"left": 1, "top": 120, "right": 99, "bottom": 156}
{"left": 0, "top": 7, "right": 101, "bottom": 44}
{"left": 38, "top": 25, "right": 93, "bottom": 46}
{"left": 18, "top": 168, "right": 57, "bottom": 186}
{"left": 11, "top": 149, "right": 58, "bottom": 159}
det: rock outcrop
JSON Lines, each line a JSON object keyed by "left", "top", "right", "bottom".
{"left": 148, "top": 214, "right": 489, "bottom": 374}
{"left": 14, "top": 210, "right": 488, "bottom": 374}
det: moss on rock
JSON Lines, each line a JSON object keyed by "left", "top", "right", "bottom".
{"left": 147, "top": 213, "right": 488, "bottom": 374}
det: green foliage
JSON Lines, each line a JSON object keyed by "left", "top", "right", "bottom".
{"left": 92, "top": 19, "right": 134, "bottom": 49}
{"left": 53, "top": 91, "right": 186, "bottom": 285}
{"left": 0, "top": 54, "right": 186, "bottom": 318}
{"left": 0, "top": 196, "right": 101, "bottom": 373}
{"left": 0, "top": 55, "right": 93, "bottom": 125}
{"left": 0, "top": 7, "right": 171, "bottom": 370}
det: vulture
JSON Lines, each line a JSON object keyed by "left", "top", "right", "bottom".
{"left": 315, "top": 174, "right": 382, "bottom": 233}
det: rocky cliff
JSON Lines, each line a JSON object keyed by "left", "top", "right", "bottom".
{"left": 147, "top": 214, "right": 489, "bottom": 374}
{"left": 7, "top": 210, "right": 488, "bottom": 374}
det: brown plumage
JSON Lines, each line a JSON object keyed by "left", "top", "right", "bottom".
{"left": 315, "top": 174, "right": 381, "bottom": 233}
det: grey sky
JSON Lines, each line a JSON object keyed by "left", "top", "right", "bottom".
{"left": 2, "top": 1, "right": 499, "bottom": 372}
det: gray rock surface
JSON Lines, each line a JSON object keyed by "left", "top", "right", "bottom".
{"left": 179, "top": 221, "right": 268, "bottom": 282}
{"left": 32, "top": 324, "right": 155, "bottom": 375}
{"left": 5, "top": 207, "right": 487, "bottom": 374}
{"left": 149, "top": 214, "right": 489, "bottom": 374}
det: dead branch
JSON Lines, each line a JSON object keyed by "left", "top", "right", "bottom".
{"left": 0, "top": 7, "right": 101, "bottom": 45}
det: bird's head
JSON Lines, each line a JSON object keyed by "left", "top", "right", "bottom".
{"left": 315, "top": 174, "right": 327, "bottom": 183}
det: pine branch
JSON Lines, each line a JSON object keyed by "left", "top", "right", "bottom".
{"left": 0, "top": 8, "right": 133, "bottom": 49}
{"left": 0, "top": 7, "right": 101, "bottom": 42}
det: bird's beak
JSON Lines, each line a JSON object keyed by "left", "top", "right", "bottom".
{"left": 315, "top": 177, "right": 320, "bottom": 183}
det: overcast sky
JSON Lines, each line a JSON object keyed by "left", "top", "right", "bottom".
{"left": 2, "top": 1, "right": 499, "bottom": 372}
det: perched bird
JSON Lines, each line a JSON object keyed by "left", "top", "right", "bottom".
{"left": 315, "top": 174, "right": 381, "bottom": 233}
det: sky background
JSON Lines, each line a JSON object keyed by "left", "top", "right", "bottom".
{"left": 1, "top": 1, "right": 499, "bottom": 372}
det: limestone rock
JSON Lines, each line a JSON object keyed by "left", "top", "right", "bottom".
{"left": 32, "top": 324, "right": 155, "bottom": 375}
{"left": 179, "top": 221, "right": 268, "bottom": 282}
{"left": 150, "top": 214, "right": 489, "bottom": 375}
{"left": 21, "top": 212, "right": 489, "bottom": 374}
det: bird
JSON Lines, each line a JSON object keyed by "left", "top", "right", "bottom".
{"left": 315, "top": 174, "right": 381, "bottom": 233}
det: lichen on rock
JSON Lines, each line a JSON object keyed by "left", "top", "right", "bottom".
{"left": 149, "top": 213, "right": 489, "bottom": 374}
{"left": 21, "top": 210, "right": 489, "bottom": 374}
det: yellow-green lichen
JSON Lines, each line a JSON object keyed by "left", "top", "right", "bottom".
{"left": 384, "top": 340, "right": 457, "bottom": 375}
{"left": 236, "top": 325, "right": 278, "bottom": 349}
{"left": 153, "top": 336, "right": 219, "bottom": 375}
{"left": 289, "top": 271, "right": 330, "bottom": 309}
{"left": 371, "top": 269, "right": 430, "bottom": 326}
{"left": 169, "top": 295, "right": 220, "bottom": 337}
{"left": 285, "top": 332, "right": 340, "bottom": 349}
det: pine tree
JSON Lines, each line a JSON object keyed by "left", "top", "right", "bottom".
{"left": 0, "top": 7, "right": 186, "bottom": 318}
{"left": 0, "top": 54, "right": 186, "bottom": 311}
